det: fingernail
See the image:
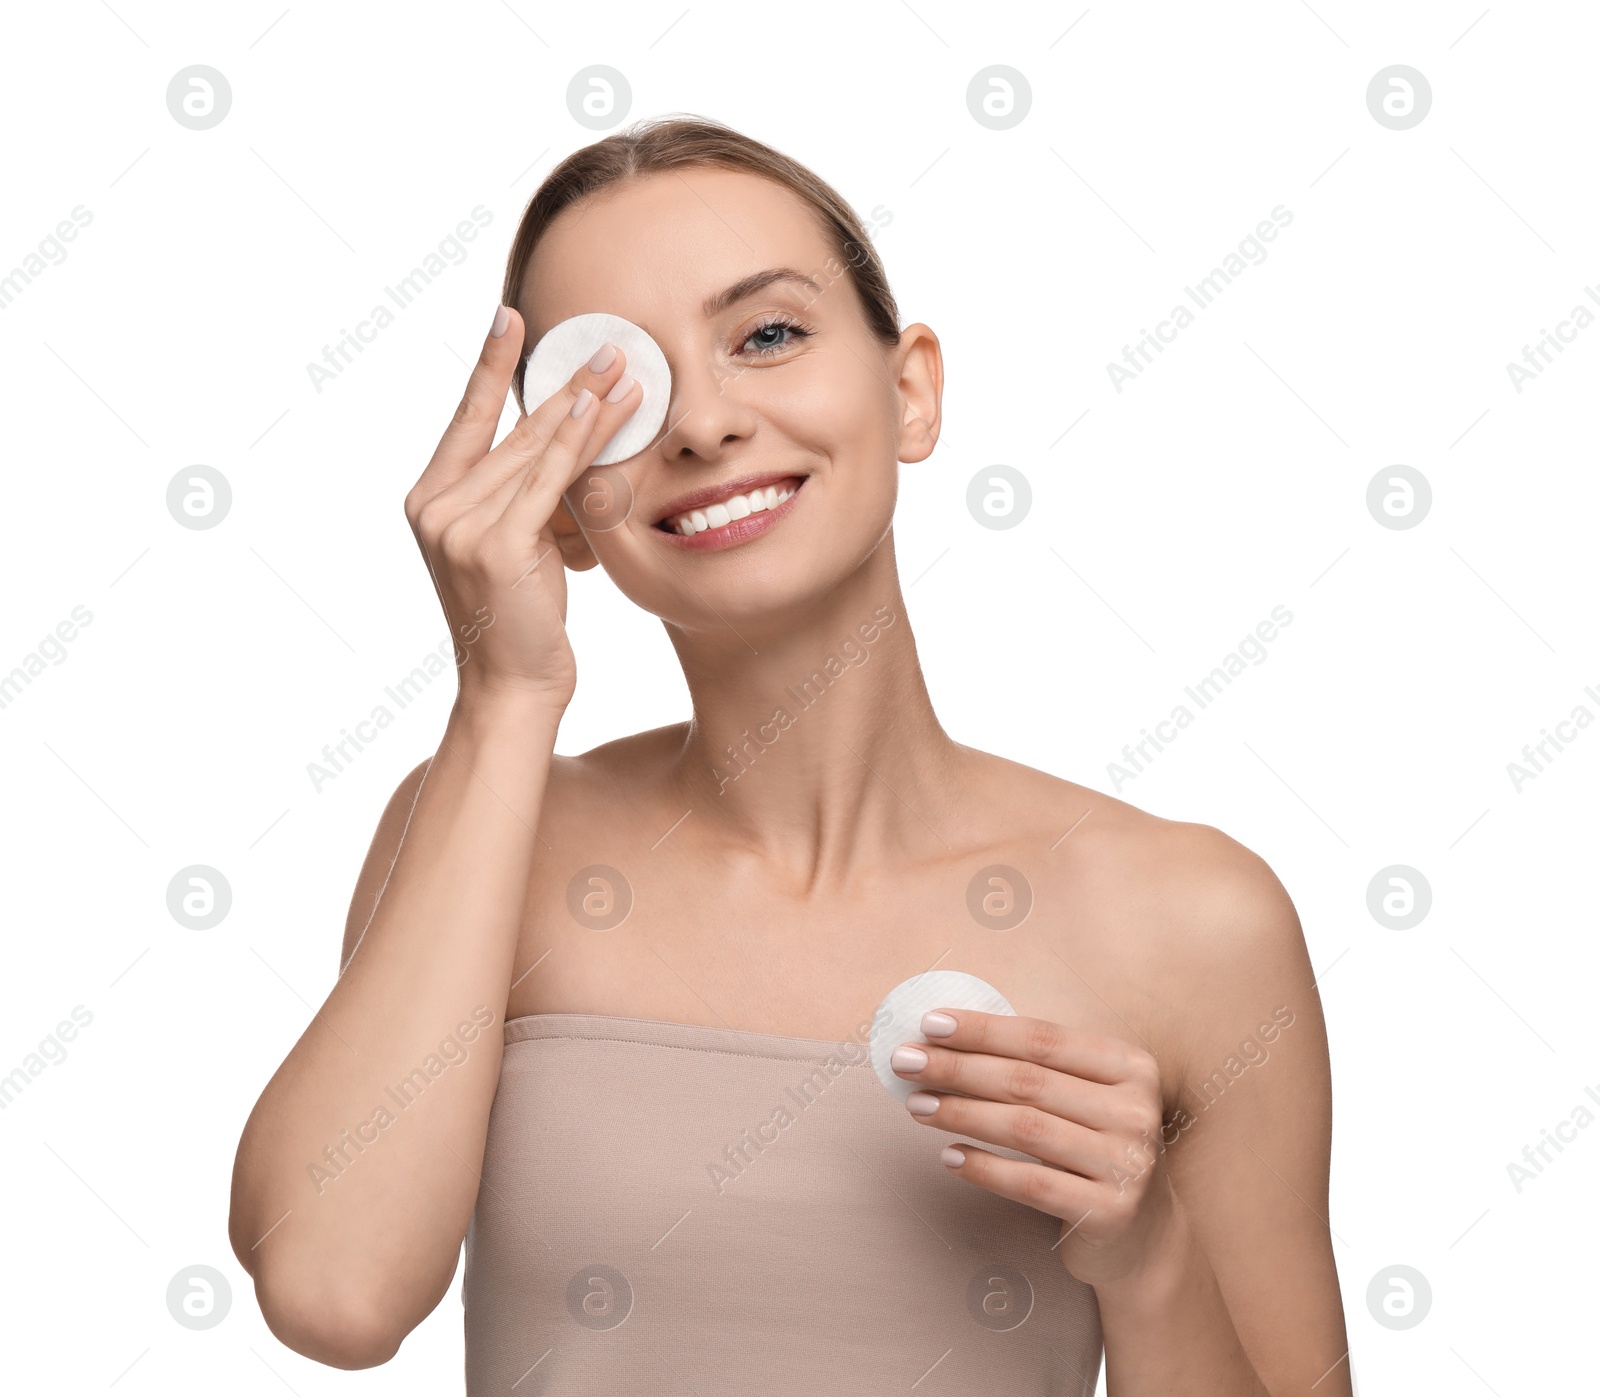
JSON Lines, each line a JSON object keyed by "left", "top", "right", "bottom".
{"left": 604, "top": 374, "right": 635, "bottom": 403}
{"left": 588, "top": 342, "right": 618, "bottom": 372}
{"left": 921, "top": 1011, "right": 957, "bottom": 1038}
{"left": 490, "top": 304, "right": 511, "bottom": 338}
{"left": 891, "top": 1045, "right": 928, "bottom": 1073}
{"left": 941, "top": 1146, "right": 966, "bottom": 1168}
{"left": 570, "top": 387, "right": 594, "bottom": 419}
{"left": 906, "top": 1091, "right": 940, "bottom": 1116}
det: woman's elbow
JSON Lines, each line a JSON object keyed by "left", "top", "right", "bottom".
{"left": 252, "top": 1267, "right": 404, "bottom": 1370}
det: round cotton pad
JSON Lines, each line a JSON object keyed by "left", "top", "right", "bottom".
{"left": 521, "top": 312, "right": 672, "bottom": 466}
{"left": 869, "top": 970, "right": 1017, "bottom": 1105}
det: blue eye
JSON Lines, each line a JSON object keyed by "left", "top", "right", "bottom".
{"left": 740, "top": 315, "right": 813, "bottom": 357}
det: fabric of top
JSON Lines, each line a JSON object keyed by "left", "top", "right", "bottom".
{"left": 461, "top": 1012, "right": 1103, "bottom": 1395}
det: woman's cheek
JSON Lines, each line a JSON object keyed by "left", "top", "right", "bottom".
{"left": 777, "top": 375, "right": 887, "bottom": 461}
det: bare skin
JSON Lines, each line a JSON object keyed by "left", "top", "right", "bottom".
{"left": 231, "top": 165, "right": 1350, "bottom": 1395}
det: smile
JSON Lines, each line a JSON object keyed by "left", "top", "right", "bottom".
{"left": 654, "top": 476, "right": 807, "bottom": 550}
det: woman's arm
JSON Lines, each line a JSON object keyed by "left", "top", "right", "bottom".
{"left": 227, "top": 696, "right": 561, "bottom": 1368}
{"left": 227, "top": 304, "right": 643, "bottom": 1368}
{"left": 1099, "top": 829, "right": 1349, "bottom": 1395}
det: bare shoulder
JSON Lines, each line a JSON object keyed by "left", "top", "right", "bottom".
{"left": 537, "top": 721, "right": 690, "bottom": 830}
{"left": 1111, "top": 806, "right": 1306, "bottom": 973}
{"left": 983, "top": 746, "right": 1299, "bottom": 920}
{"left": 975, "top": 749, "right": 1317, "bottom": 1080}
{"left": 1130, "top": 815, "right": 1316, "bottom": 1073}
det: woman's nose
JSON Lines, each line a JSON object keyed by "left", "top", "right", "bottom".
{"left": 658, "top": 356, "right": 757, "bottom": 456}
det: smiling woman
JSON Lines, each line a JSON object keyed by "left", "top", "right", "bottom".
{"left": 228, "top": 113, "right": 1352, "bottom": 1397}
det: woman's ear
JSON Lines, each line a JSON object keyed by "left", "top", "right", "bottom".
{"left": 892, "top": 322, "right": 943, "bottom": 465}
{"left": 550, "top": 494, "right": 601, "bottom": 571}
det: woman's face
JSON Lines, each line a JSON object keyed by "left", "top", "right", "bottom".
{"left": 517, "top": 167, "right": 941, "bottom": 633}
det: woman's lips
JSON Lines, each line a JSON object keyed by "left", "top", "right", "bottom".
{"left": 654, "top": 476, "right": 807, "bottom": 551}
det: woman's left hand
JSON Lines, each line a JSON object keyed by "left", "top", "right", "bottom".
{"left": 892, "top": 1007, "right": 1181, "bottom": 1289}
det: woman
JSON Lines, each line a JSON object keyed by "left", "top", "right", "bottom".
{"left": 229, "top": 115, "right": 1350, "bottom": 1395}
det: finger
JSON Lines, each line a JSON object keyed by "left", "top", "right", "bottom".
{"left": 940, "top": 1143, "right": 1097, "bottom": 1226}
{"left": 892, "top": 1039, "right": 1123, "bottom": 1132}
{"left": 458, "top": 366, "right": 642, "bottom": 547}
{"left": 467, "top": 343, "right": 640, "bottom": 517}
{"left": 494, "top": 371, "right": 642, "bottom": 541}
{"left": 411, "top": 304, "right": 526, "bottom": 505}
{"left": 920, "top": 1008, "right": 1154, "bottom": 1086}
{"left": 905, "top": 1088, "right": 1111, "bottom": 1179}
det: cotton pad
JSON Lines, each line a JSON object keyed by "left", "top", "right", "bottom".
{"left": 521, "top": 312, "right": 672, "bottom": 466}
{"left": 869, "top": 970, "right": 1017, "bottom": 1105}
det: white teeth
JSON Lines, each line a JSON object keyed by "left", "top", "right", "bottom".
{"left": 667, "top": 482, "right": 798, "bottom": 536}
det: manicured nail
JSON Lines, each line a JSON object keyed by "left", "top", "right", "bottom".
{"left": 891, "top": 1045, "right": 928, "bottom": 1073}
{"left": 906, "top": 1091, "right": 940, "bottom": 1116}
{"left": 921, "top": 1011, "right": 957, "bottom": 1038}
{"left": 588, "top": 342, "right": 618, "bottom": 371}
{"left": 941, "top": 1146, "right": 966, "bottom": 1168}
{"left": 604, "top": 373, "right": 635, "bottom": 403}
{"left": 490, "top": 304, "right": 511, "bottom": 338}
{"left": 570, "top": 387, "right": 595, "bottom": 419}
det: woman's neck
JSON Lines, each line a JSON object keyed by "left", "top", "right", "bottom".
{"left": 661, "top": 545, "right": 973, "bottom": 889}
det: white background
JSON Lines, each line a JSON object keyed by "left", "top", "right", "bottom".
{"left": 2, "top": 1, "right": 1595, "bottom": 1393}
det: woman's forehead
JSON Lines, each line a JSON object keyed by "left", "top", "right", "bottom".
{"left": 522, "top": 171, "right": 833, "bottom": 337}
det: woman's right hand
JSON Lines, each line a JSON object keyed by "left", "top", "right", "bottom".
{"left": 403, "top": 304, "right": 641, "bottom": 713}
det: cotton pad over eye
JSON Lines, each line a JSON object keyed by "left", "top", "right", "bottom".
{"left": 522, "top": 312, "right": 672, "bottom": 466}
{"left": 870, "top": 970, "right": 1017, "bottom": 1105}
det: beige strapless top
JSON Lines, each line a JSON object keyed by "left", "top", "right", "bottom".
{"left": 462, "top": 1013, "right": 1103, "bottom": 1394}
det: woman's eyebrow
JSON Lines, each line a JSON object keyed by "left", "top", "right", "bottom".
{"left": 702, "top": 268, "right": 822, "bottom": 318}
